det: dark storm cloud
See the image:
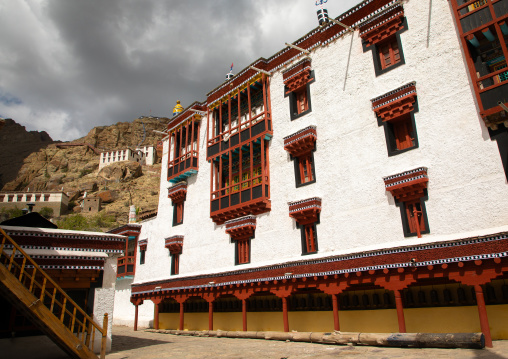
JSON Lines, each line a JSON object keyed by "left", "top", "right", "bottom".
{"left": 0, "top": 0, "right": 361, "bottom": 141}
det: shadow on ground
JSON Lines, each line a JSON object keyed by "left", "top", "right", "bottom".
{"left": 111, "top": 334, "right": 171, "bottom": 353}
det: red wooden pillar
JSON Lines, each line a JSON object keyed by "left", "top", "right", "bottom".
{"left": 208, "top": 301, "right": 214, "bottom": 331}
{"left": 474, "top": 285, "right": 493, "bottom": 348}
{"left": 134, "top": 304, "right": 139, "bottom": 331}
{"left": 332, "top": 294, "right": 340, "bottom": 331}
{"left": 242, "top": 299, "right": 247, "bottom": 331}
{"left": 179, "top": 302, "right": 184, "bottom": 330}
{"left": 154, "top": 302, "right": 160, "bottom": 330}
{"left": 282, "top": 296, "right": 289, "bottom": 332}
{"left": 394, "top": 290, "right": 406, "bottom": 333}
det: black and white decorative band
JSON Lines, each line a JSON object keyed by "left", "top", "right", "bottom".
{"left": 288, "top": 197, "right": 321, "bottom": 207}
{"left": 4, "top": 231, "right": 125, "bottom": 242}
{"left": 26, "top": 265, "right": 104, "bottom": 270}
{"left": 2, "top": 244, "right": 122, "bottom": 253}
{"left": 360, "top": 8, "right": 404, "bottom": 36}
{"left": 371, "top": 82, "right": 417, "bottom": 109}
{"left": 385, "top": 174, "right": 428, "bottom": 189}
{"left": 283, "top": 65, "right": 312, "bottom": 83}
{"left": 283, "top": 125, "right": 317, "bottom": 141}
{"left": 134, "top": 251, "right": 508, "bottom": 296}
{"left": 132, "top": 232, "right": 508, "bottom": 293}
{"left": 383, "top": 167, "right": 427, "bottom": 182}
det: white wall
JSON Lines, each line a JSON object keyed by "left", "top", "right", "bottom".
{"left": 126, "top": 0, "right": 508, "bottom": 314}
{"left": 92, "top": 254, "right": 119, "bottom": 352}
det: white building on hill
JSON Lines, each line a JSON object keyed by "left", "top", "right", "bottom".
{"left": 110, "top": 0, "right": 508, "bottom": 347}
{"left": 99, "top": 146, "right": 156, "bottom": 170}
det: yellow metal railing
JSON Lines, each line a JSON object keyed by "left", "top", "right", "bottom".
{"left": 0, "top": 227, "right": 108, "bottom": 359}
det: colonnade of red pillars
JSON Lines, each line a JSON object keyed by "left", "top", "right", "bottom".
{"left": 132, "top": 260, "right": 505, "bottom": 348}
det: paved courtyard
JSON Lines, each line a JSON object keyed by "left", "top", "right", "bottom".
{"left": 108, "top": 326, "right": 508, "bottom": 359}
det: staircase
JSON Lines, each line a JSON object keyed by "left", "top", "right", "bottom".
{"left": 0, "top": 228, "right": 108, "bottom": 359}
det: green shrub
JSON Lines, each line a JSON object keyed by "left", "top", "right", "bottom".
{"left": 0, "top": 207, "right": 23, "bottom": 220}
{"left": 56, "top": 214, "right": 89, "bottom": 230}
{"left": 56, "top": 212, "right": 117, "bottom": 232}
{"left": 39, "top": 207, "right": 54, "bottom": 219}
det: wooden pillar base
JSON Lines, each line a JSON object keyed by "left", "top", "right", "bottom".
{"left": 474, "top": 285, "right": 493, "bottom": 348}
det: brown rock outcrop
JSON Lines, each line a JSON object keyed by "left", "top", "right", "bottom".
{"left": 0, "top": 118, "right": 57, "bottom": 188}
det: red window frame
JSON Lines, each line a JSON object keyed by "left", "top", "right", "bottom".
{"left": 391, "top": 115, "right": 414, "bottom": 150}
{"left": 405, "top": 200, "right": 426, "bottom": 237}
{"left": 171, "top": 253, "right": 180, "bottom": 275}
{"left": 295, "top": 87, "right": 309, "bottom": 115}
{"left": 173, "top": 201, "right": 184, "bottom": 226}
{"left": 298, "top": 154, "right": 314, "bottom": 184}
{"left": 236, "top": 239, "right": 250, "bottom": 264}
{"left": 303, "top": 224, "right": 317, "bottom": 254}
{"left": 378, "top": 37, "right": 401, "bottom": 70}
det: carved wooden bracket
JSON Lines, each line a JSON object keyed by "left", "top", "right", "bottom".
{"left": 360, "top": 6, "right": 404, "bottom": 48}
{"left": 283, "top": 126, "right": 317, "bottom": 158}
{"left": 371, "top": 82, "right": 417, "bottom": 122}
{"left": 288, "top": 197, "right": 322, "bottom": 226}
{"left": 168, "top": 182, "right": 187, "bottom": 204}
{"left": 165, "top": 235, "right": 183, "bottom": 255}
{"left": 283, "top": 59, "right": 312, "bottom": 93}
{"left": 225, "top": 215, "right": 256, "bottom": 240}
{"left": 383, "top": 167, "right": 428, "bottom": 202}
{"left": 138, "top": 238, "right": 148, "bottom": 251}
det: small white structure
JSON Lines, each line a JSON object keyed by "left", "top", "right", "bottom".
{"left": 99, "top": 146, "right": 156, "bottom": 170}
{"left": 0, "top": 191, "right": 69, "bottom": 216}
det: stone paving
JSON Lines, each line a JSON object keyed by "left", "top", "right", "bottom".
{"left": 108, "top": 326, "right": 508, "bottom": 359}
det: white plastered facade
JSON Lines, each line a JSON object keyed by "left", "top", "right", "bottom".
{"left": 113, "top": 0, "right": 508, "bottom": 326}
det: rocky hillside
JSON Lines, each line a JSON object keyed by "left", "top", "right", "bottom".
{"left": 0, "top": 118, "right": 57, "bottom": 188}
{"left": 1, "top": 116, "right": 170, "bottom": 228}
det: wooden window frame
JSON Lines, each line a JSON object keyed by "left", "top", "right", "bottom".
{"left": 286, "top": 71, "right": 315, "bottom": 121}
{"left": 398, "top": 197, "right": 430, "bottom": 238}
{"left": 363, "top": 18, "right": 407, "bottom": 77}
{"left": 383, "top": 113, "right": 419, "bottom": 156}
{"left": 293, "top": 151, "right": 316, "bottom": 187}
{"left": 171, "top": 253, "right": 180, "bottom": 275}
{"left": 378, "top": 36, "right": 402, "bottom": 70}
{"left": 235, "top": 238, "right": 251, "bottom": 265}
{"left": 300, "top": 223, "right": 318, "bottom": 255}
{"left": 373, "top": 33, "right": 405, "bottom": 76}
{"left": 172, "top": 201, "right": 184, "bottom": 226}
{"left": 139, "top": 248, "right": 146, "bottom": 265}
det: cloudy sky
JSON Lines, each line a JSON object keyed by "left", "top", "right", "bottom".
{"left": 0, "top": 0, "right": 362, "bottom": 141}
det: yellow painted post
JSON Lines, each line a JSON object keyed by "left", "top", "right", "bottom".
{"left": 100, "top": 313, "right": 108, "bottom": 359}
{"left": 60, "top": 297, "right": 67, "bottom": 322}
{"left": 71, "top": 307, "right": 77, "bottom": 332}
{"left": 29, "top": 267, "right": 36, "bottom": 292}
{"left": 18, "top": 257, "right": 26, "bottom": 281}
{"left": 7, "top": 247, "right": 16, "bottom": 271}
{"left": 40, "top": 277, "right": 47, "bottom": 302}
{"left": 49, "top": 288, "right": 57, "bottom": 312}
{"left": 85, "top": 320, "right": 92, "bottom": 348}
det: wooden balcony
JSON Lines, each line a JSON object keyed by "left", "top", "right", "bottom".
{"left": 117, "top": 256, "right": 135, "bottom": 278}
{"left": 207, "top": 109, "right": 272, "bottom": 159}
{"left": 167, "top": 150, "right": 199, "bottom": 183}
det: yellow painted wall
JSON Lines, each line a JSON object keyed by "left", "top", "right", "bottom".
{"left": 340, "top": 309, "right": 399, "bottom": 333}
{"left": 183, "top": 313, "right": 208, "bottom": 331}
{"left": 405, "top": 305, "right": 508, "bottom": 339}
{"left": 214, "top": 312, "right": 243, "bottom": 331}
{"left": 158, "top": 305, "right": 508, "bottom": 339}
{"left": 159, "top": 313, "right": 179, "bottom": 330}
{"left": 247, "top": 312, "right": 284, "bottom": 332}
{"left": 487, "top": 305, "right": 508, "bottom": 339}
{"left": 288, "top": 311, "right": 334, "bottom": 332}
